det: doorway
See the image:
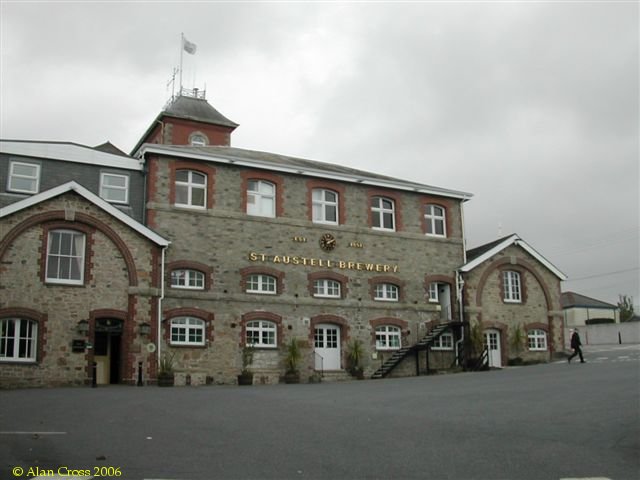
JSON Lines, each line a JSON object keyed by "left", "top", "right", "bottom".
{"left": 483, "top": 329, "right": 502, "bottom": 368}
{"left": 314, "top": 324, "right": 341, "bottom": 370}
{"left": 94, "top": 318, "right": 123, "bottom": 384}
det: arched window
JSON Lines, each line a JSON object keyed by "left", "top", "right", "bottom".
{"left": 374, "top": 283, "right": 399, "bottom": 302}
{"left": 247, "top": 180, "right": 276, "bottom": 217}
{"left": 175, "top": 170, "right": 206, "bottom": 209}
{"left": 503, "top": 271, "right": 522, "bottom": 303}
{"left": 424, "top": 204, "right": 446, "bottom": 237}
{"left": 189, "top": 133, "right": 208, "bottom": 146}
{"left": 246, "top": 274, "right": 277, "bottom": 294}
{"left": 313, "top": 279, "right": 341, "bottom": 298}
{"left": 170, "top": 269, "right": 205, "bottom": 290}
{"left": 246, "top": 320, "right": 277, "bottom": 347}
{"left": 170, "top": 317, "right": 205, "bottom": 346}
{"left": 46, "top": 229, "right": 85, "bottom": 285}
{"left": 527, "top": 329, "right": 547, "bottom": 351}
{"left": 0, "top": 318, "right": 38, "bottom": 362}
{"left": 371, "top": 196, "right": 395, "bottom": 231}
{"left": 312, "top": 188, "right": 339, "bottom": 225}
{"left": 375, "top": 325, "right": 401, "bottom": 350}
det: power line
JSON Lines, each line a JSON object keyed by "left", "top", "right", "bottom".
{"left": 567, "top": 267, "right": 640, "bottom": 282}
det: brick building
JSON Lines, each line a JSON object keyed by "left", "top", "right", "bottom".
{"left": 459, "top": 234, "right": 567, "bottom": 367}
{"left": 1, "top": 91, "right": 566, "bottom": 387}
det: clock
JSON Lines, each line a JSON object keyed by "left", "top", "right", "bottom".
{"left": 319, "top": 233, "right": 337, "bottom": 252}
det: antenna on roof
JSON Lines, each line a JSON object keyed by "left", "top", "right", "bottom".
{"left": 166, "top": 66, "right": 178, "bottom": 103}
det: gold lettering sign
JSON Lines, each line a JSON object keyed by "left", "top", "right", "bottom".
{"left": 248, "top": 252, "right": 399, "bottom": 273}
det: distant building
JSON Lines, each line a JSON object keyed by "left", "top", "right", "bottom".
{"left": 561, "top": 291, "right": 619, "bottom": 326}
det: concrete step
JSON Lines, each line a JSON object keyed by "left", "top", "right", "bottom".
{"left": 319, "top": 370, "right": 354, "bottom": 382}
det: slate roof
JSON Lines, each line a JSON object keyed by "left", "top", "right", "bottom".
{"left": 0, "top": 139, "right": 141, "bottom": 170}
{"left": 0, "top": 181, "right": 169, "bottom": 247}
{"left": 164, "top": 95, "right": 238, "bottom": 128}
{"left": 560, "top": 292, "right": 617, "bottom": 309}
{"left": 466, "top": 234, "right": 516, "bottom": 262}
{"left": 94, "top": 141, "right": 130, "bottom": 157}
{"left": 136, "top": 143, "right": 473, "bottom": 200}
{"left": 131, "top": 95, "right": 238, "bottom": 154}
{"left": 460, "top": 233, "right": 567, "bottom": 280}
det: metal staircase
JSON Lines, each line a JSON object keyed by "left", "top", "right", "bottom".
{"left": 371, "top": 323, "right": 453, "bottom": 379}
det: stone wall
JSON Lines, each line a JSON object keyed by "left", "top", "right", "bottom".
{"left": 0, "top": 192, "right": 161, "bottom": 388}
{"left": 462, "top": 244, "right": 564, "bottom": 365}
{"left": 148, "top": 156, "right": 466, "bottom": 383}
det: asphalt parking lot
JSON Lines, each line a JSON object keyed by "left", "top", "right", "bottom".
{"left": 1, "top": 344, "right": 638, "bottom": 480}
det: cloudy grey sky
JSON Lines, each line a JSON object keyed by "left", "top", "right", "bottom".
{"left": 1, "top": 1, "right": 638, "bottom": 309}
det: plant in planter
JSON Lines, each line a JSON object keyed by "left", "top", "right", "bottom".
{"left": 284, "top": 338, "right": 301, "bottom": 384}
{"left": 157, "top": 352, "right": 176, "bottom": 387}
{"left": 238, "top": 345, "right": 255, "bottom": 386}
{"left": 347, "top": 339, "right": 365, "bottom": 379}
{"left": 466, "top": 322, "right": 485, "bottom": 369}
{"left": 508, "top": 324, "right": 525, "bottom": 366}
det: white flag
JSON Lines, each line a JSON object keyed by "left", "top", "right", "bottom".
{"left": 183, "top": 37, "right": 197, "bottom": 55}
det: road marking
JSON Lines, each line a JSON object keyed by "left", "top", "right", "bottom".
{"left": 1, "top": 431, "right": 67, "bottom": 435}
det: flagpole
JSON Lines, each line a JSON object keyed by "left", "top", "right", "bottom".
{"left": 179, "top": 32, "right": 184, "bottom": 95}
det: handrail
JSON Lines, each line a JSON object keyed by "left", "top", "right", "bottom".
{"left": 314, "top": 352, "right": 324, "bottom": 377}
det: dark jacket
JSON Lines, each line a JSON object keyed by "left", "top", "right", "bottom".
{"left": 571, "top": 332, "right": 582, "bottom": 349}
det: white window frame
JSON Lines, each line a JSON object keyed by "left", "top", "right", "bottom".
{"left": 428, "top": 283, "right": 439, "bottom": 303}
{"left": 0, "top": 318, "right": 38, "bottom": 363}
{"left": 45, "top": 230, "right": 85, "bottom": 285}
{"left": 375, "top": 325, "right": 401, "bottom": 350}
{"left": 425, "top": 204, "right": 446, "bottom": 237}
{"left": 313, "top": 279, "right": 341, "bottom": 298}
{"left": 171, "top": 269, "right": 205, "bottom": 290}
{"left": 246, "top": 274, "right": 277, "bottom": 294}
{"left": 527, "top": 329, "right": 547, "bottom": 351}
{"left": 312, "top": 188, "right": 339, "bottom": 225}
{"left": 247, "top": 180, "right": 276, "bottom": 218}
{"left": 175, "top": 170, "right": 207, "bottom": 209}
{"left": 371, "top": 196, "right": 396, "bottom": 231}
{"left": 503, "top": 271, "right": 522, "bottom": 303}
{"left": 432, "top": 332, "right": 454, "bottom": 351}
{"left": 245, "top": 320, "right": 277, "bottom": 348}
{"left": 190, "top": 133, "right": 208, "bottom": 146}
{"left": 374, "top": 283, "right": 399, "bottom": 302}
{"left": 8, "top": 161, "right": 40, "bottom": 194}
{"left": 100, "top": 172, "right": 129, "bottom": 204}
{"left": 170, "top": 317, "right": 205, "bottom": 346}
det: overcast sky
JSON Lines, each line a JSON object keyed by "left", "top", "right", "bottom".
{"left": 1, "top": 1, "right": 638, "bottom": 309}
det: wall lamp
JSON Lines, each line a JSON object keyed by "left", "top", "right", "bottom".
{"left": 76, "top": 320, "right": 89, "bottom": 335}
{"left": 139, "top": 322, "right": 152, "bottom": 336}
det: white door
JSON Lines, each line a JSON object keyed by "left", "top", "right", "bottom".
{"left": 314, "top": 324, "right": 341, "bottom": 370}
{"left": 484, "top": 329, "right": 502, "bottom": 368}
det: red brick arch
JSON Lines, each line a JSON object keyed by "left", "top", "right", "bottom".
{"left": 474, "top": 257, "right": 553, "bottom": 311}
{"left": 0, "top": 210, "right": 140, "bottom": 286}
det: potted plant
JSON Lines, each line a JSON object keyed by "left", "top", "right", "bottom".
{"left": 347, "top": 339, "right": 365, "bottom": 379}
{"left": 508, "top": 324, "right": 525, "bottom": 366}
{"left": 238, "top": 345, "right": 255, "bottom": 386}
{"left": 157, "top": 352, "right": 175, "bottom": 387}
{"left": 284, "top": 338, "right": 301, "bottom": 384}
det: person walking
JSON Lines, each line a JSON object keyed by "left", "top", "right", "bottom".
{"left": 568, "top": 329, "right": 585, "bottom": 363}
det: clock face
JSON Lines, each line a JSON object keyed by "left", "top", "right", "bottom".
{"left": 319, "top": 233, "right": 336, "bottom": 251}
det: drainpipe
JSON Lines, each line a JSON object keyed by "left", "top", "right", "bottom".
{"left": 455, "top": 198, "right": 469, "bottom": 366}
{"left": 455, "top": 270, "right": 465, "bottom": 366}
{"left": 157, "top": 246, "right": 166, "bottom": 370}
